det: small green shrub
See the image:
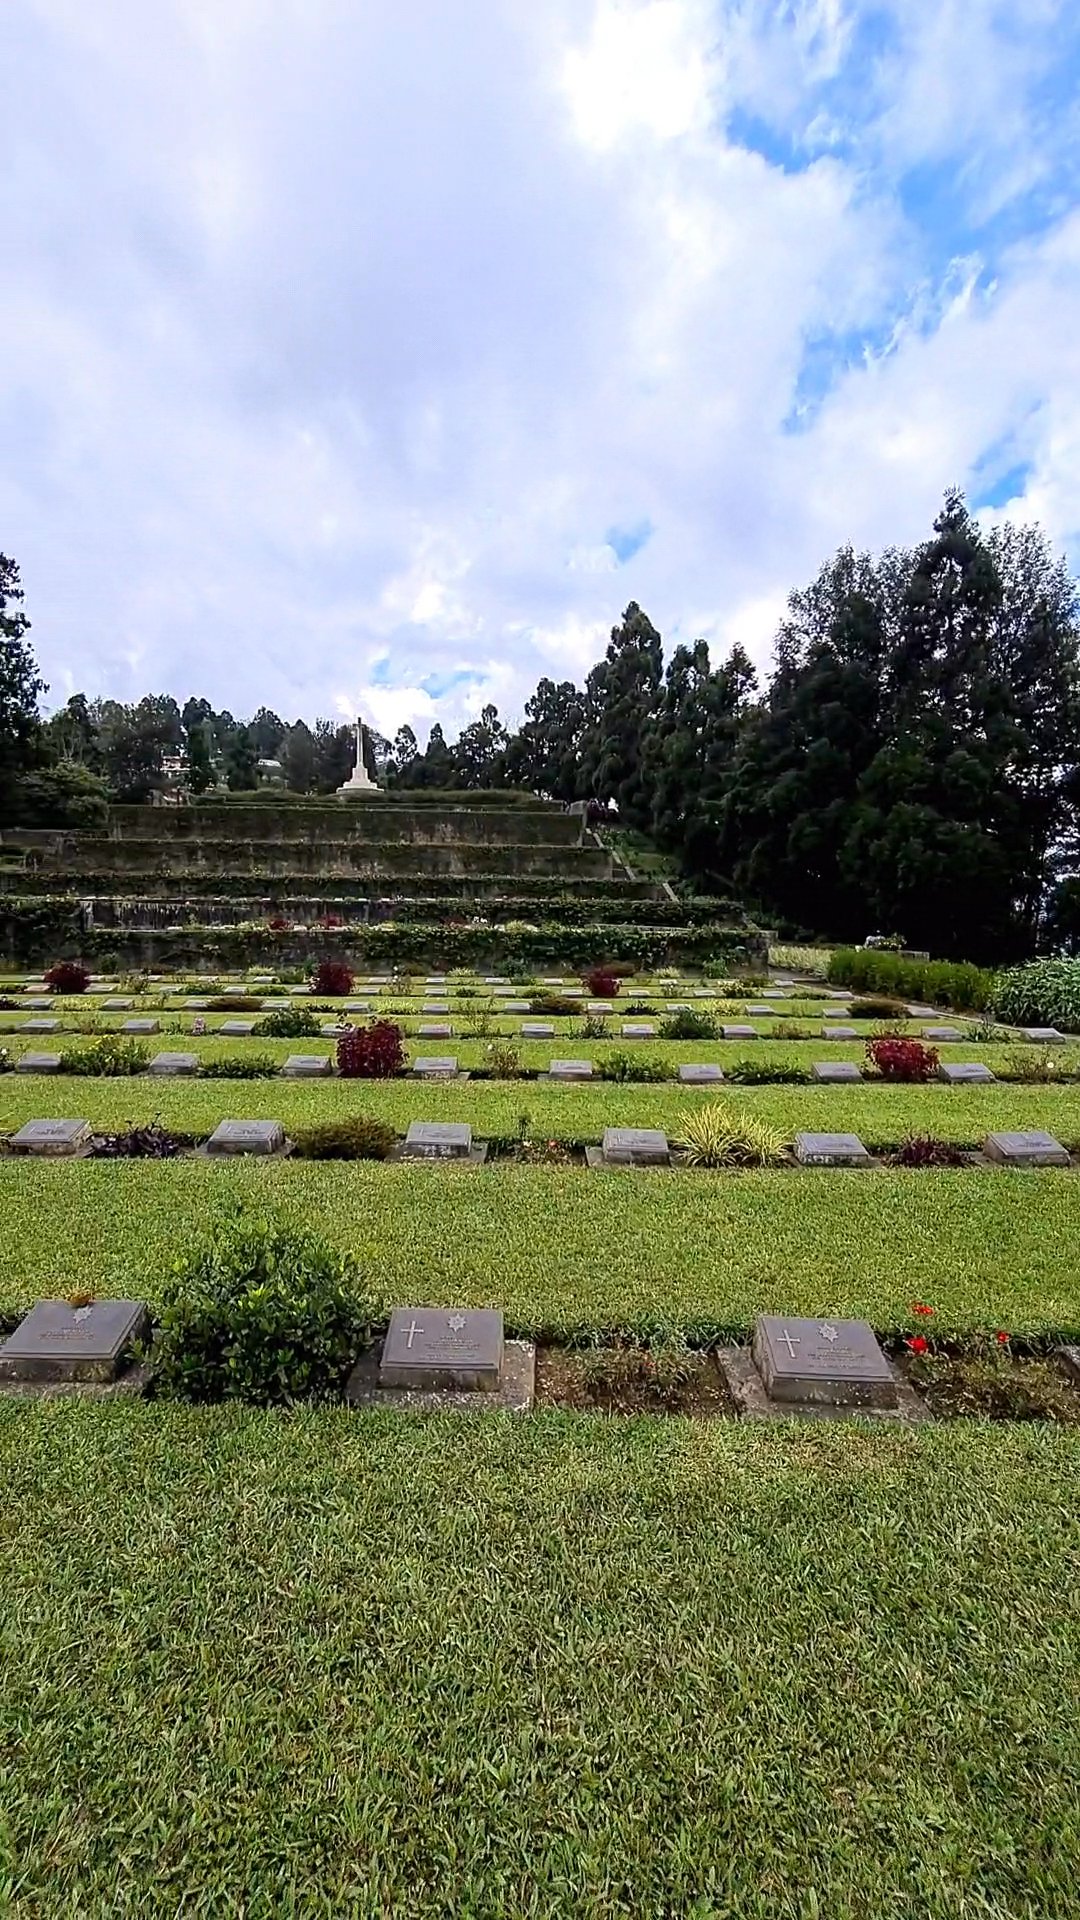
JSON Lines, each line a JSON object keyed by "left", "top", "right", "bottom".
{"left": 828, "top": 947, "right": 993, "bottom": 1012}
{"left": 153, "top": 1209, "right": 378, "bottom": 1405}
{"left": 59, "top": 1036, "right": 150, "bottom": 1077}
{"left": 577, "top": 1015, "right": 610, "bottom": 1040}
{"left": 676, "top": 1104, "right": 788, "bottom": 1168}
{"left": 293, "top": 1118, "right": 397, "bottom": 1160}
{"left": 660, "top": 1008, "right": 717, "bottom": 1040}
{"left": 198, "top": 1053, "right": 280, "bottom": 1079}
{"left": 724, "top": 1056, "right": 809, "bottom": 1085}
{"left": 207, "top": 994, "right": 263, "bottom": 1012}
{"left": 530, "top": 993, "right": 578, "bottom": 1016}
{"left": 253, "top": 1006, "right": 322, "bottom": 1038}
{"left": 849, "top": 998, "right": 905, "bottom": 1020}
{"left": 485, "top": 1041, "right": 524, "bottom": 1079}
{"left": 598, "top": 1050, "right": 667, "bottom": 1083}
{"left": 991, "top": 958, "right": 1080, "bottom": 1033}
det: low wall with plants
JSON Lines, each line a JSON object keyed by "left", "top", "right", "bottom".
{"left": 20, "top": 838, "right": 611, "bottom": 881}
{"left": 102, "top": 803, "right": 585, "bottom": 846}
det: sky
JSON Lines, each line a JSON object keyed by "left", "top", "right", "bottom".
{"left": 3, "top": 0, "right": 1080, "bottom": 744}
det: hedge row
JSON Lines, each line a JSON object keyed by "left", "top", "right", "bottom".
{"left": 827, "top": 947, "right": 994, "bottom": 1011}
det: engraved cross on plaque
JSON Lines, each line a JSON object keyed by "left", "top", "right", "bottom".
{"left": 778, "top": 1327, "right": 801, "bottom": 1359}
{"left": 404, "top": 1319, "right": 424, "bottom": 1349}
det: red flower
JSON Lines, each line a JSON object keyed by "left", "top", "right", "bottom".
{"left": 996, "top": 1330, "right": 1010, "bottom": 1345}
{"left": 911, "top": 1302, "right": 934, "bottom": 1316}
{"left": 905, "top": 1335, "right": 929, "bottom": 1355}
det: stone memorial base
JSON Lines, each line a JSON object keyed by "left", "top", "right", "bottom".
{"left": 0, "top": 1298, "right": 149, "bottom": 1386}
{"left": 589, "top": 1127, "right": 670, "bottom": 1168}
{"left": 399, "top": 1122, "right": 487, "bottom": 1164}
{"left": 794, "top": 1132, "right": 873, "bottom": 1166}
{"left": 718, "top": 1339, "right": 925, "bottom": 1426}
{"left": 678, "top": 1064, "right": 724, "bottom": 1085}
{"left": 811, "top": 1062, "right": 861, "bottom": 1083}
{"left": 983, "top": 1130, "right": 1071, "bottom": 1167}
{"left": 346, "top": 1306, "right": 534, "bottom": 1412}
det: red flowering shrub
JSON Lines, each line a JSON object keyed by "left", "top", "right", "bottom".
{"left": 906, "top": 1335, "right": 930, "bottom": 1355}
{"left": 865, "top": 1036, "right": 939, "bottom": 1082}
{"left": 267, "top": 916, "right": 288, "bottom": 931}
{"left": 337, "top": 1020, "right": 404, "bottom": 1078}
{"left": 319, "top": 913, "right": 344, "bottom": 929}
{"left": 44, "top": 960, "right": 90, "bottom": 994}
{"left": 583, "top": 967, "right": 620, "bottom": 998}
{"left": 886, "top": 1134, "right": 966, "bottom": 1167}
{"left": 311, "top": 958, "right": 355, "bottom": 997}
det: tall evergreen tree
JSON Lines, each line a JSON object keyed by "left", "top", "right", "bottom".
{"left": 0, "top": 553, "right": 46, "bottom": 821}
{"left": 578, "top": 603, "right": 663, "bottom": 824}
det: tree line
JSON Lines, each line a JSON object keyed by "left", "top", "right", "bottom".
{"left": 3, "top": 490, "right": 1080, "bottom": 959}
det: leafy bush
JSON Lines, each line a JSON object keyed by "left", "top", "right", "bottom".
{"left": 311, "top": 958, "right": 355, "bottom": 997}
{"left": 991, "top": 959, "right": 1080, "bottom": 1033}
{"left": 197, "top": 1053, "right": 279, "bottom": 1079}
{"left": 849, "top": 998, "right": 905, "bottom": 1020}
{"left": 337, "top": 1020, "right": 405, "bottom": 1078}
{"left": 659, "top": 1007, "right": 718, "bottom": 1040}
{"left": 598, "top": 1049, "right": 668, "bottom": 1083}
{"left": 89, "top": 1124, "right": 184, "bottom": 1159}
{"left": 865, "top": 1036, "right": 939, "bottom": 1082}
{"left": 576, "top": 1333, "right": 697, "bottom": 1405}
{"left": 253, "top": 1005, "right": 322, "bottom": 1038}
{"left": 207, "top": 994, "right": 263, "bottom": 1012}
{"left": 485, "top": 1041, "right": 524, "bottom": 1079}
{"left": 998, "top": 1048, "right": 1080, "bottom": 1084}
{"left": 577, "top": 1015, "right": 611, "bottom": 1040}
{"left": 623, "top": 999, "right": 655, "bottom": 1016}
{"left": 583, "top": 967, "right": 620, "bottom": 998}
{"left": 293, "top": 1118, "right": 397, "bottom": 1160}
{"left": 771, "top": 1021, "right": 813, "bottom": 1041}
{"left": 724, "top": 1056, "right": 810, "bottom": 1085}
{"left": 828, "top": 947, "right": 993, "bottom": 1012}
{"left": 676, "top": 1105, "right": 787, "bottom": 1168}
{"left": 462, "top": 1005, "right": 495, "bottom": 1038}
{"left": 886, "top": 1135, "right": 967, "bottom": 1168}
{"left": 44, "top": 959, "right": 91, "bottom": 994}
{"left": 59, "top": 1036, "right": 150, "bottom": 1077}
{"left": 153, "top": 1210, "right": 377, "bottom": 1405}
{"left": 530, "top": 993, "right": 578, "bottom": 1016}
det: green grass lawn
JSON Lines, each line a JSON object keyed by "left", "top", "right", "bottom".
{"left": 1, "top": 1072, "right": 1078, "bottom": 1141}
{"left": 1, "top": 1403, "right": 1078, "bottom": 1917}
{"left": 2, "top": 1159, "right": 1079, "bottom": 1336}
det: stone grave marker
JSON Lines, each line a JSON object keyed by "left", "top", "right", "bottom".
{"left": 206, "top": 1119, "right": 286, "bottom": 1155}
{"left": 587, "top": 1001, "right": 614, "bottom": 1015}
{"left": 923, "top": 1026, "right": 962, "bottom": 1041}
{"left": 21, "top": 1019, "right": 60, "bottom": 1034}
{"left": 122, "top": 1019, "right": 159, "bottom": 1034}
{"left": 320, "top": 1021, "right": 352, "bottom": 1036}
{"left": 403, "top": 1121, "right": 473, "bottom": 1160}
{"left": 378, "top": 1307, "right": 504, "bottom": 1391}
{"left": 1020, "top": 1027, "right": 1066, "bottom": 1043}
{"left": 983, "top": 1130, "right": 1070, "bottom": 1167}
{"left": 541, "top": 977, "right": 565, "bottom": 986}
{"left": 0, "top": 1298, "right": 150, "bottom": 1385}
{"left": 344, "top": 1002, "right": 371, "bottom": 1014}
{"left": 549, "top": 1059, "right": 594, "bottom": 1080}
{"left": 422, "top": 1002, "right": 450, "bottom": 1014}
{"left": 746, "top": 1004, "right": 772, "bottom": 1015}
{"left": 281, "top": 1055, "right": 332, "bottom": 1077}
{"left": 821, "top": 1025, "right": 858, "bottom": 1040}
{"left": 906, "top": 1004, "right": 938, "bottom": 1017}
{"left": 149, "top": 1051, "right": 198, "bottom": 1075}
{"left": 419, "top": 1023, "right": 452, "bottom": 1038}
{"left": 504, "top": 1000, "right": 531, "bottom": 1013}
{"left": 794, "top": 1131, "right": 872, "bottom": 1166}
{"left": 621, "top": 1023, "right": 656, "bottom": 1038}
{"left": 9, "top": 1119, "right": 90, "bottom": 1156}
{"left": 16, "top": 1053, "right": 61, "bottom": 1073}
{"left": 762, "top": 990, "right": 789, "bottom": 999}
{"left": 22, "top": 996, "right": 52, "bottom": 1010}
{"left": 600, "top": 1126, "right": 670, "bottom": 1166}
{"left": 561, "top": 986, "right": 584, "bottom": 997}
{"left": 102, "top": 997, "right": 133, "bottom": 1010}
{"left": 751, "top": 1315, "right": 897, "bottom": 1408}
{"left": 938, "top": 1062, "right": 995, "bottom": 1083}
{"left": 219, "top": 1020, "right": 255, "bottom": 1037}
{"left": 521, "top": 1022, "right": 554, "bottom": 1039}
{"left": 811, "top": 1062, "right": 861, "bottom": 1083}
{"left": 412, "top": 1056, "right": 458, "bottom": 1078}
{"left": 184, "top": 998, "right": 210, "bottom": 1011}
{"left": 723, "top": 1025, "right": 759, "bottom": 1039}
{"left": 678, "top": 1063, "right": 724, "bottom": 1084}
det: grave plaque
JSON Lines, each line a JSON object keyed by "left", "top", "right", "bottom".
{"left": 821, "top": 1025, "right": 858, "bottom": 1041}
{"left": 22, "top": 1019, "right": 60, "bottom": 1034}
{"left": 678, "top": 1063, "right": 724, "bottom": 1084}
{"left": 923, "top": 1026, "right": 962, "bottom": 1042}
{"left": 122, "top": 1019, "right": 159, "bottom": 1034}
{"left": 344, "top": 1002, "right": 371, "bottom": 1014}
{"left": 601, "top": 1126, "right": 669, "bottom": 1166}
{"left": 752, "top": 1314, "right": 897, "bottom": 1408}
{"left": 419, "top": 1023, "right": 452, "bottom": 1038}
{"left": 811, "top": 1062, "right": 861, "bottom": 1083}
{"left": 1020, "top": 1028, "right": 1066, "bottom": 1043}
{"left": 0, "top": 1298, "right": 150, "bottom": 1385}
{"left": 184, "top": 998, "right": 210, "bottom": 1011}
{"left": 102, "top": 997, "right": 133, "bottom": 1010}
{"left": 422, "top": 1002, "right": 450, "bottom": 1014}
{"left": 762, "top": 990, "right": 789, "bottom": 999}
{"left": 587, "top": 1001, "right": 614, "bottom": 1015}
{"left": 206, "top": 1119, "right": 286, "bottom": 1155}
{"left": 379, "top": 1306, "right": 503, "bottom": 1391}
{"left": 403, "top": 1121, "right": 472, "bottom": 1160}
{"left": 938, "top": 1062, "right": 995, "bottom": 1083}
{"left": 22, "top": 996, "right": 52, "bottom": 1009}
{"left": 521, "top": 1022, "right": 554, "bottom": 1039}
{"left": 906, "top": 1004, "right": 938, "bottom": 1017}
{"left": 281, "top": 1055, "right": 332, "bottom": 1077}
{"left": 16, "top": 1053, "right": 61, "bottom": 1073}
{"left": 723, "top": 1025, "right": 759, "bottom": 1039}
{"left": 412, "top": 1056, "right": 458, "bottom": 1078}
{"left": 621, "top": 1023, "right": 656, "bottom": 1038}
{"left": 219, "top": 1020, "right": 255, "bottom": 1037}
{"left": 794, "top": 1131, "right": 872, "bottom": 1166}
{"left": 549, "top": 1059, "right": 594, "bottom": 1080}
{"left": 504, "top": 1000, "right": 531, "bottom": 1013}
{"left": 9, "top": 1119, "right": 90, "bottom": 1156}
{"left": 149, "top": 1051, "right": 198, "bottom": 1075}
{"left": 746, "top": 1004, "right": 772, "bottom": 1016}
{"left": 983, "top": 1130, "right": 1070, "bottom": 1167}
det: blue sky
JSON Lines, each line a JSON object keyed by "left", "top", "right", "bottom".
{"left": 3, "top": 0, "right": 1080, "bottom": 742}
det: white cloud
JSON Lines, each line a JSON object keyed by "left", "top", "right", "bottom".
{"left": 1, "top": 0, "right": 1079, "bottom": 745}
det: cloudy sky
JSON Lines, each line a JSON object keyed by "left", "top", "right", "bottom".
{"left": 4, "top": 1, "right": 1080, "bottom": 742}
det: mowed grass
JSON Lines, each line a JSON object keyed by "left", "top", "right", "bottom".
{"left": 1, "top": 1071, "right": 1078, "bottom": 1141}
{"left": 2, "top": 1159, "right": 1080, "bottom": 1336}
{"left": 1, "top": 1403, "right": 1078, "bottom": 1917}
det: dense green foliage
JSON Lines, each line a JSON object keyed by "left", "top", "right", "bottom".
{"left": 828, "top": 945, "right": 994, "bottom": 1008}
{"left": 153, "top": 1210, "right": 377, "bottom": 1404}
{"left": 992, "top": 958, "right": 1080, "bottom": 1031}
{"left": 1, "top": 1408, "right": 1077, "bottom": 1915}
